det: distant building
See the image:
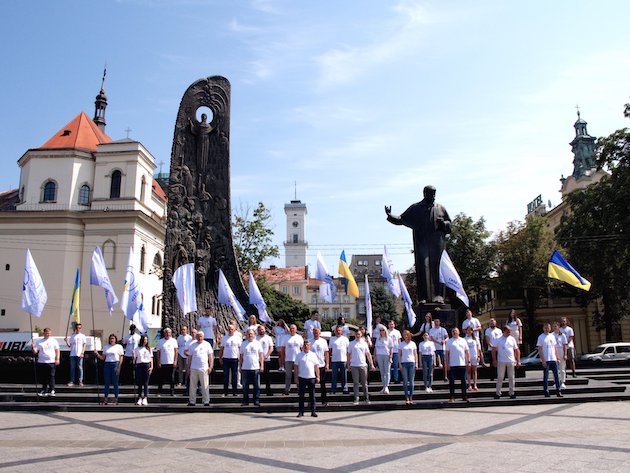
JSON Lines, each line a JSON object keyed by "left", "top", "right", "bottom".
{"left": 283, "top": 198, "right": 308, "bottom": 268}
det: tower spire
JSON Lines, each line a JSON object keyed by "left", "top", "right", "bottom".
{"left": 93, "top": 66, "right": 108, "bottom": 131}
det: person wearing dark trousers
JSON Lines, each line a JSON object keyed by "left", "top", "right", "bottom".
{"left": 294, "top": 340, "right": 320, "bottom": 418}
{"left": 537, "top": 322, "right": 563, "bottom": 397}
{"left": 311, "top": 327, "right": 330, "bottom": 406}
{"left": 220, "top": 321, "right": 242, "bottom": 397}
{"left": 121, "top": 324, "right": 140, "bottom": 385}
{"left": 133, "top": 335, "right": 153, "bottom": 405}
{"left": 156, "top": 328, "right": 178, "bottom": 397}
{"left": 32, "top": 328, "right": 60, "bottom": 396}
{"left": 445, "top": 328, "right": 470, "bottom": 403}
{"left": 256, "top": 325, "right": 274, "bottom": 396}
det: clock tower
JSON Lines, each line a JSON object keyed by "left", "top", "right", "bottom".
{"left": 284, "top": 198, "right": 308, "bottom": 267}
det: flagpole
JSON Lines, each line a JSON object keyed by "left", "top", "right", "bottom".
{"left": 89, "top": 285, "right": 102, "bottom": 404}
{"left": 28, "top": 314, "right": 40, "bottom": 398}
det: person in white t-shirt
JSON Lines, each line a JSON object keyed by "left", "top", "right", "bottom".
{"left": 256, "top": 325, "right": 274, "bottom": 396}
{"left": 65, "top": 323, "right": 86, "bottom": 387}
{"left": 133, "top": 335, "right": 153, "bottom": 405}
{"left": 122, "top": 324, "right": 141, "bottom": 385}
{"left": 239, "top": 328, "right": 264, "bottom": 406}
{"left": 445, "top": 328, "right": 470, "bottom": 403}
{"left": 372, "top": 315, "right": 387, "bottom": 343}
{"left": 560, "top": 317, "right": 577, "bottom": 377}
{"left": 197, "top": 308, "right": 219, "bottom": 347}
{"left": 429, "top": 318, "right": 448, "bottom": 376}
{"left": 247, "top": 314, "right": 260, "bottom": 333}
{"left": 176, "top": 326, "right": 192, "bottom": 386}
{"left": 492, "top": 326, "right": 520, "bottom": 399}
{"left": 537, "top": 323, "right": 562, "bottom": 397}
{"left": 418, "top": 332, "right": 436, "bottom": 392}
{"left": 329, "top": 325, "right": 350, "bottom": 394}
{"left": 462, "top": 309, "right": 482, "bottom": 337}
{"left": 186, "top": 330, "right": 213, "bottom": 406}
{"left": 156, "top": 328, "right": 178, "bottom": 396}
{"left": 464, "top": 326, "right": 482, "bottom": 391}
{"left": 220, "top": 322, "right": 242, "bottom": 397}
{"left": 274, "top": 319, "right": 289, "bottom": 371}
{"left": 311, "top": 327, "right": 329, "bottom": 406}
{"left": 294, "top": 340, "right": 320, "bottom": 417}
{"left": 484, "top": 319, "right": 502, "bottom": 366}
{"left": 398, "top": 330, "right": 418, "bottom": 405}
{"left": 552, "top": 322, "right": 568, "bottom": 389}
{"left": 348, "top": 328, "right": 375, "bottom": 405}
{"left": 388, "top": 320, "right": 402, "bottom": 383}
{"left": 413, "top": 312, "right": 434, "bottom": 339}
{"left": 282, "top": 324, "right": 304, "bottom": 395}
{"left": 32, "top": 328, "right": 60, "bottom": 396}
{"left": 96, "top": 334, "right": 124, "bottom": 404}
{"left": 303, "top": 311, "right": 322, "bottom": 343}
{"left": 374, "top": 326, "right": 394, "bottom": 394}
{"left": 506, "top": 309, "right": 523, "bottom": 346}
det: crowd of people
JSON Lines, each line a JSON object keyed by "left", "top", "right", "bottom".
{"left": 30, "top": 308, "right": 578, "bottom": 411}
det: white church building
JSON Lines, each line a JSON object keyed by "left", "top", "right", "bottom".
{"left": 0, "top": 78, "right": 167, "bottom": 340}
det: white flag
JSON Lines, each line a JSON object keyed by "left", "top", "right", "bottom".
{"left": 315, "top": 252, "right": 336, "bottom": 303}
{"left": 249, "top": 271, "right": 271, "bottom": 323}
{"left": 218, "top": 269, "right": 246, "bottom": 321}
{"left": 121, "top": 248, "right": 143, "bottom": 321}
{"left": 21, "top": 249, "right": 48, "bottom": 317}
{"left": 439, "top": 250, "right": 470, "bottom": 307}
{"left": 90, "top": 246, "right": 118, "bottom": 314}
{"left": 382, "top": 245, "right": 401, "bottom": 298}
{"left": 133, "top": 309, "right": 149, "bottom": 335}
{"left": 365, "top": 274, "right": 373, "bottom": 336}
{"left": 399, "top": 274, "right": 417, "bottom": 327}
{"left": 173, "top": 263, "right": 197, "bottom": 316}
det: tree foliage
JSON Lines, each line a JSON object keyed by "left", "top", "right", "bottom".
{"left": 556, "top": 126, "right": 630, "bottom": 340}
{"left": 369, "top": 283, "right": 400, "bottom": 325}
{"left": 255, "top": 277, "right": 310, "bottom": 326}
{"left": 493, "top": 215, "right": 556, "bottom": 348}
{"left": 232, "top": 202, "right": 279, "bottom": 274}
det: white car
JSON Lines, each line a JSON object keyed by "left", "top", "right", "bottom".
{"left": 580, "top": 343, "right": 630, "bottom": 363}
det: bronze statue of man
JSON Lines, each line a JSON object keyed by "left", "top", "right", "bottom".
{"left": 385, "top": 185, "right": 451, "bottom": 304}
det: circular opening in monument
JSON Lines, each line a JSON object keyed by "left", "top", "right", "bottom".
{"left": 195, "top": 106, "right": 214, "bottom": 124}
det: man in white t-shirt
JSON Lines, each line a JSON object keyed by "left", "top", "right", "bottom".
{"left": 329, "top": 325, "right": 350, "bottom": 394}
{"left": 294, "top": 340, "right": 320, "bottom": 417}
{"left": 560, "top": 317, "right": 577, "bottom": 378}
{"left": 156, "top": 328, "right": 178, "bottom": 396}
{"left": 256, "top": 325, "right": 274, "bottom": 396}
{"left": 445, "top": 327, "right": 469, "bottom": 402}
{"left": 282, "top": 324, "right": 304, "bottom": 395}
{"left": 186, "top": 330, "right": 213, "bottom": 406}
{"left": 484, "top": 319, "right": 502, "bottom": 366}
{"left": 492, "top": 326, "right": 520, "bottom": 399}
{"left": 348, "top": 329, "right": 375, "bottom": 405}
{"left": 388, "top": 320, "right": 403, "bottom": 383}
{"left": 64, "top": 322, "right": 86, "bottom": 387}
{"left": 303, "top": 311, "right": 322, "bottom": 343}
{"left": 32, "top": 328, "right": 60, "bottom": 396}
{"left": 176, "top": 326, "right": 192, "bottom": 386}
{"left": 197, "top": 307, "right": 219, "bottom": 347}
{"left": 537, "top": 323, "right": 562, "bottom": 397}
{"left": 220, "top": 322, "right": 242, "bottom": 397}
{"left": 122, "top": 324, "right": 141, "bottom": 385}
{"left": 461, "top": 309, "right": 482, "bottom": 336}
{"left": 552, "top": 322, "right": 568, "bottom": 389}
{"left": 429, "top": 318, "right": 448, "bottom": 375}
{"left": 239, "top": 328, "right": 264, "bottom": 406}
{"left": 311, "top": 327, "right": 330, "bottom": 406}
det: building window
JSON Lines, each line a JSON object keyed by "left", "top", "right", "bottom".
{"left": 140, "top": 175, "right": 146, "bottom": 202}
{"left": 281, "top": 286, "right": 288, "bottom": 294}
{"left": 311, "top": 295, "right": 318, "bottom": 304}
{"left": 343, "top": 295, "right": 349, "bottom": 303}
{"left": 343, "top": 308, "right": 350, "bottom": 317}
{"left": 322, "top": 309, "right": 329, "bottom": 319}
{"left": 140, "top": 245, "right": 146, "bottom": 273}
{"left": 110, "top": 170, "right": 122, "bottom": 198}
{"left": 375, "top": 260, "right": 381, "bottom": 266}
{"left": 292, "top": 234, "right": 298, "bottom": 243}
{"left": 78, "top": 184, "right": 91, "bottom": 206}
{"left": 357, "top": 260, "right": 368, "bottom": 266}
{"left": 152, "top": 294, "right": 162, "bottom": 316}
{"left": 103, "top": 240, "right": 116, "bottom": 269}
{"left": 0, "top": 309, "right": 5, "bottom": 316}
{"left": 41, "top": 180, "right": 57, "bottom": 203}
{"left": 293, "top": 286, "right": 300, "bottom": 296}
{"left": 5, "top": 264, "right": 9, "bottom": 271}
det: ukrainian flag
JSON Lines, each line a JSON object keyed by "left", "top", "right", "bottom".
{"left": 69, "top": 268, "right": 81, "bottom": 322}
{"left": 548, "top": 250, "right": 591, "bottom": 291}
{"left": 338, "top": 250, "right": 359, "bottom": 298}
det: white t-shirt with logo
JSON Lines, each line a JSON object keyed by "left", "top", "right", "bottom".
{"left": 445, "top": 337, "right": 469, "bottom": 367}
{"left": 188, "top": 340, "right": 213, "bottom": 371}
{"left": 283, "top": 334, "right": 304, "bottom": 362}
{"left": 295, "top": 351, "right": 319, "bottom": 379}
{"left": 462, "top": 317, "right": 481, "bottom": 332}
{"left": 177, "top": 334, "right": 192, "bottom": 358}
{"left": 68, "top": 333, "right": 86, "bottom": 357}
{"left": 303, "top": 319, "right": 321, "bottom": 342}
{"left": 418, "top": 340, "right": 436, "bottom": 356}
{"left": 36, "top": 337, "right": 60, "bottom": 363}
{"left": 329, "top": 336, "right": 350, "bottom": 363}
{"left": 537, "top": 333, "right": 558, "bottom": 362}
{"left": 560, "top": 326, "right": 575, "bottom": 348}
{"left": 257, "top": 334, "right": 274, "bottom": 361}
{"left": 221, "top": 333, "right": 243, "bottom": 359}
{"left": 198, "top": 316, "right": 217, "bottom": 340}
{"left": 375, "top": 337, "right": 394, "bottom": 357}
{"left": 311, "top": 338, "right": 329, "bottom": 367}
{"left": 429, "top": 327, "right": 448, "bottom": 347}
{"left": 554, "top": 332, "right": 568, "bottom": 360}
{"left": 465, "top": 336, "right": 482, "bottom": 362}
{"left": 495, "top": 336, "right": 518, "bottom": 363}
{"left": 103, "top": 343, "right": 124, "bottom": 362}
{"left": 124, "top": 333, "right": 140, "bottom": 357}
{"left": 399, "top": 341, "right": 417, "bottom": 364}
{"left": 134, "top": 346, "right": 153, "bottom": 364}
{"left": 156, "top": 337, "right": 178, "bottom": 364}
{"left": 485, "top": 327, "right": 503, "bottom": 351}
{"left": 387, "top": 328, "right": 402, "bottom": 350}
{"left": 348, "top": 339, "right": 370, "bottom": 367}
{"left": 240, "top": 339, "right": 263, "bottom": 370}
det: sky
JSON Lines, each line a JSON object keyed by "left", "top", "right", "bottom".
{"left": 1, "top": 0, "right": 629, "bottom": 274}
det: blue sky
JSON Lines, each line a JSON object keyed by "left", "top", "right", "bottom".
{"left": 1, "top": 0, "right": 628, "bottom": 273}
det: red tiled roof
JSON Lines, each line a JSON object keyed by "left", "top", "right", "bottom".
{"left": 254, "top": 266, "right": 308, "bottom": 283}
{"left": 152, "top": 179, "right": 167, "bottom": 202}
{"left": 39, "top": 112, "right": 112, "bottom": 151}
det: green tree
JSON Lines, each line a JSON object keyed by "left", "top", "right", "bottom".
{"left": 232, "top": 202, "right": 279, "bottom": 274}
{"left": 494, "top": 215, "right": 556, "bottom": 349}
{"left": 556, "top": 126, "right": 630, "bottom": 340}
{"left": 370, "top": 283, "right": 400, "bottom": 326}
{"left": 255, "top": 277, "right": 310, "bottom": 326}
{"left": 447, "top": 213, "right": 497, "bottom": 311}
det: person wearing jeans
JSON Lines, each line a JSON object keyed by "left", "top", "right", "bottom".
{"left": 398, "top": 330, "right": 417, "bottom": 405}
{"left": 239, "top": 328, "right": 264, "bottom": 406}
{"left": 445, "top": 328, "right": 470, "bottom": 403}
{"left": 418, "top": 332, "right": 436, "bottom": 392}
{"left": 65, "top": 323, "right": 86, "bottom": 387}
{"left": 220, "top": 322, "right": 242, "bottom": 397}
{"left": 329, "top": 325, "right": 349, "bottom": 394}
{"left": 97, "top": 334, "right": 124, "bottom": 404}
{"left": 387, "top": 320, "right": 402, "bottom": 384}
{"left": 282, "top": 324, "right": 304, "bottom": 395}
{"left": 294, "top": 340, "right": 320, "bottom": 417}
{"left": 537, "top": 323, "right": 563, "bottom": 397}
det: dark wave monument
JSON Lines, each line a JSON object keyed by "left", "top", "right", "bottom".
{"left": 163, "top": 76, "right": 247, "bottom": 331}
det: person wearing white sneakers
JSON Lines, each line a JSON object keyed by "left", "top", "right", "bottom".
{"left": 32, "top": 328, "right": 60, "bottom": 397}
{"left": 418, "top": 332, "right": 436, "bottom": 392}
{"left": 64, "top": 323, "right": 86, "bottom": 387}
{"left": 398, "top": 330, "right": 418, "bottom": 405}
{"left": 133, "top": 335, "right": 153, "bottom": 405}
{"left": 374, "top": 326, "right": 394, "bottom": 394}
{"left": 348, "top": 328, "right": 375, "bottom": 405}
{"left": 552, "top": 322, "right": 568, "bottom": 390}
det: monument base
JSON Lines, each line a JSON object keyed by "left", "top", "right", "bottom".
{"left": 415, "top": 303, "right": 457, "bottom": 331}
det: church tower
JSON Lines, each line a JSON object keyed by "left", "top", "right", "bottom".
{"left": 93, "top": 68, "right": 108, "bottom": 131}
{"left": 284, "top": 192, "right": 308, "bottom": 268}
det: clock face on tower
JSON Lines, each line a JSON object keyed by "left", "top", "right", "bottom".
{"left": 292, "top": 221, "right": 299, "bottom": 228}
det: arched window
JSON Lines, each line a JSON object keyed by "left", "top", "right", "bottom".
{"left": 140, "top": 245, "right": 146, "bottom": 273}
{"left": 152, "top": 252, "right": 162, "bottom": 267}
{"left": 110, "top": 170, "right": 122, "bottom": 198}
{"left": 41, "top": 180, "right": 57, "bottom": 203}
{"left": 102, "top": 240, "right": 116, "bottom": 269}
{"left": 140, "top": 175, "right": 146, "bottom": 202}
{"left": 78, "top": 184, "right": 91, "bottom": 206}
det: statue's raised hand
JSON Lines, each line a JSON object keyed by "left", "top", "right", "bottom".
{"left": 384, "top": 205, "right": 392, "bottom": 216}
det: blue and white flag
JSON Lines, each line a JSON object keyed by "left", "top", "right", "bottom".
{"left": 121, "top": 248, "right": 143, "bottom": 321}
{"left": 249, "top": 271, "right": 271, "bottom": 323}
{"left": 382, "top": 245, "right": 401, "bottom": 298}
{"left": 315, "top": 251, "right": 336, "bottom": 303}
{"left": 399, "top": 274, "right": 417, "bottom": 327}
{"left": 21, "top": 249, "right": 47, "bottom": 317}
{"left": 439, "top": 250, "right": 470, "bottom": 307}
{"left": 172, "top": 263, "right": 197, "bottom": 316}
{"left": 90, "top": 246, "right": 118, "bottom": 314}
{"left": 218, "top": 269, "right": 246, "bottom": 321}
{"left": 365, "top": 274, "right": 373, "bottom": 336}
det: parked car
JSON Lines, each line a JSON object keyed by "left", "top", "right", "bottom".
{"left": 520, "top": 350, "right": 541, "bottom": 366}
{"left": 580, "top": 343, "right": 630, "bottom": 363}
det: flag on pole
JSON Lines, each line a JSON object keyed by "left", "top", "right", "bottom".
{"left": 338, "top": 250, "right": 359, "bottom": 298}
{"left": 21, "top": 249, "right": 48, "bottom": 317}
{"left": 365, "top": 274, "right": 373, "bottom": 336}
{"left": 548, "top": 249, "right": 591, "bottom": 291}
{"left": 132, "top": 309, "right": 149, "bottom": 335}
{"left": 218, "top": 269, "right": 246, "bottom": 321}
{"left": 439, "top": 250, "right": 470, "bottom": 307}
{"left": 249, "top": 271, "right": 271, "bottom": 323}
{"left": 315, "top": 251, "right": 336, "bottom": 303}
{"left": 90, "top": 246, "right": 118, "bottom": 314}
{"left": 382, "top": 245, "right": 401, "bottom": 298}
{"left": 69, "top": 268, "right": 81, "bottom": 323}
{"left": 399, "top": 274, "right": 417, "bottom": 327}
{"left": 172, "top": 263, "right": 197, "bottom": 316}
{"left": 121, "top": 248, "right": 143, "bottom": 321}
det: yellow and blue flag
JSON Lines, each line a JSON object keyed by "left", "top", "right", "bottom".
{"left": 338, "top": 250, "right": 359, "bottom": 298}
{"left": 548, "top": 250, "right": 591, "bottom": 291}
{"left": 69, "top": 268, "right": 80, "bottom": 323}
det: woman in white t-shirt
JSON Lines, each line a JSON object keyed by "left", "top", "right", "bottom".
{"left": 374, "top": 326, "right": 394, "bottom": 394}
{"left": 418, "top": 332, "right": 436, "bottom": 392}
{"left": 274, "top": 319, "right": 289, "bottom": 371}
{"left": 506, "top": 309, "right": 523, "bottom": 346}
{"left": 97, "top": 334, "right": 125, "bottom": 405}
{"left": 464, "top": 326, "right": 482, "bottom": 391}
{"left": 398, "top": 330, "right": 418, "bottom": 405}
{"left": 133, "top": 335, "right": 153, "bottom": 406}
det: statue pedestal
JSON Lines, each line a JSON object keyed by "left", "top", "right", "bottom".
{"left": 415, "top": 303, "right": 457, "bottom": 331}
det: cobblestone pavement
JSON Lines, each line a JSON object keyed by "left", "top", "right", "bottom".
{"left": 0, "top": 401, "right": 628, "bottom": 472}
